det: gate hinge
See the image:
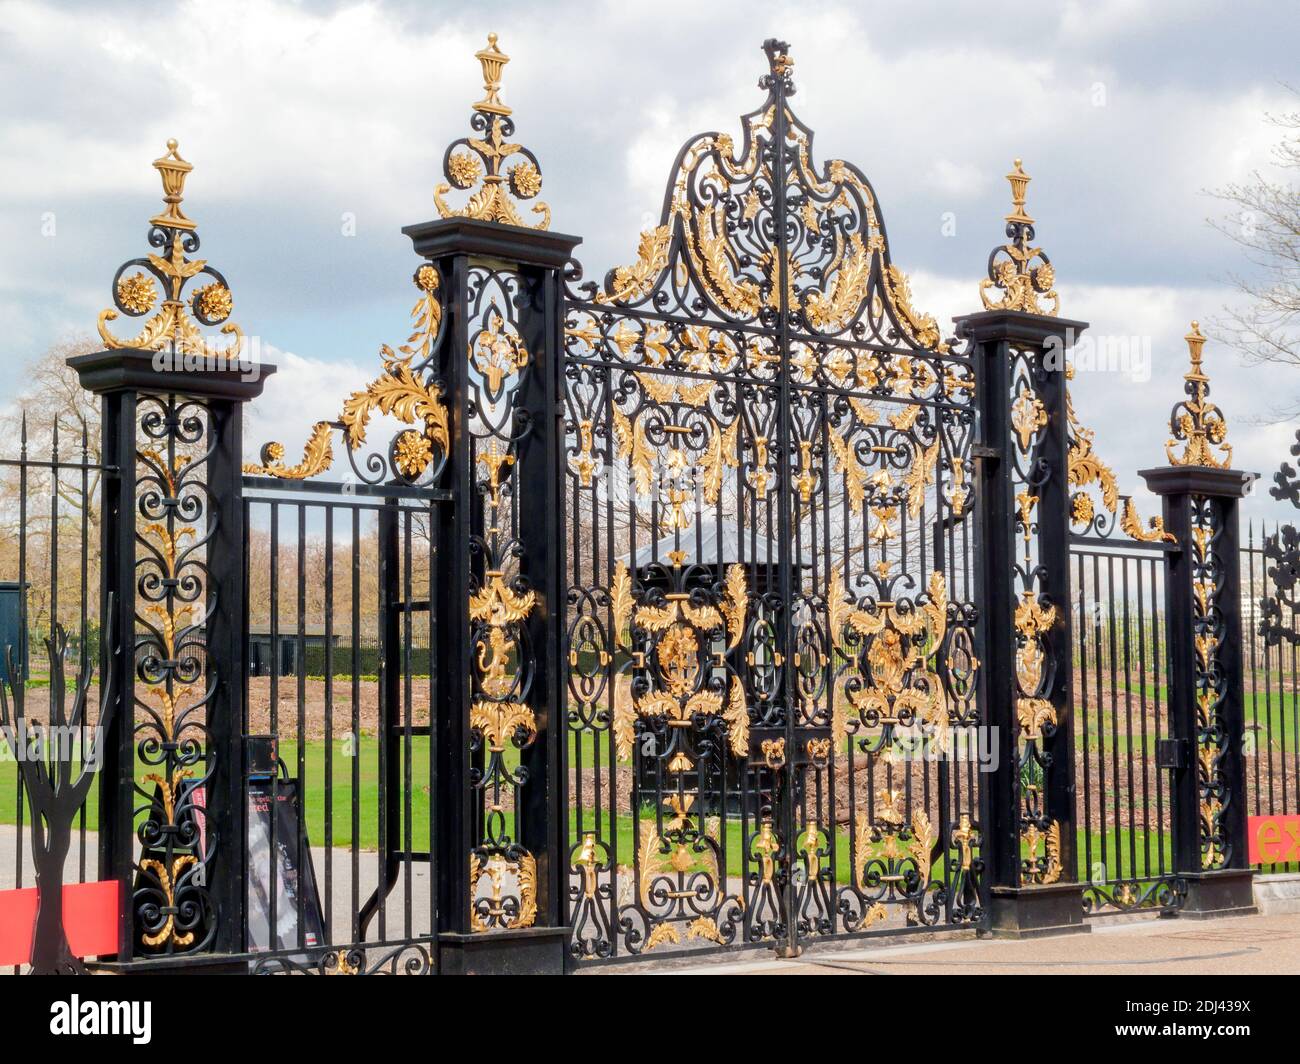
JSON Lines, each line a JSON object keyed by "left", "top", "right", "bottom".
{"left": 970, "top": 443, "right": 1000, "bottom": 463}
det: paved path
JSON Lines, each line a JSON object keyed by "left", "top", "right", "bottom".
{"left": 0, "top": 825, "right": 435, "bottom": 944}
{"left": 7, "top": 824, "right": 1299, "bottom": 974}
{"left": 613, "top": 912, "right": 1300, "bottom": 975}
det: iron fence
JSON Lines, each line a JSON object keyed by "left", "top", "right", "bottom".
{"left": 1070, "top": 539, "right": 1182, "bottom": 913}
{"left": 1243, "top": 520, "right": 1300, "bottom": 874}
{"left": 0, "top": 415, "right": 109, "bottom": 972}
{"left": 239, "top": 484, "right": 439, "bottom": 973}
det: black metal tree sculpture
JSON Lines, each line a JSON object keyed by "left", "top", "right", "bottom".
{"left": 1262, "top": 435, "right": 1300, "bottom": 646}
{"left": 0, "top": 601, "right": 115, "bottom": 973}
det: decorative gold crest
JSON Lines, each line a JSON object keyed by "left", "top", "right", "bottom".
{"left": 978, "top": 159, "right": 1059, "bottom": 315}
{"left": 97, "top": 140, "right": 243, "bottom": 360}
{"left": 433, "top": 34, "right": 550, "bottom": 229}
{"left": 1166, "top": 321, "right": 1231, "bottom": 468}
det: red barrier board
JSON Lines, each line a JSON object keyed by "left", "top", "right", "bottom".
{"left": 1248, "top": 814, "right": 1300, "bottom": 865}
{"left": 0, "top": 880, "right": 119, "bottom": 966}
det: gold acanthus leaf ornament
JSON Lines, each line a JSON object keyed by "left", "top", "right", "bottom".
{"left": 433, "top": 35, "right": 550, "bottom": 230}
{"left": 611, "top": 406, "right": 655, "bottom": 497}
{"left": 471, "top": 698, "right": 537, "bottom": 753}
{"left": 598, "top": 224, "right": 673, "bottom": 305}
{"left": 1065, "top": 371, "right": 1174, "bottom": 543}
{"left": 978, "top": 159, "right": 1060, "bottom": 316}
{"left": 245, "top": 265, "right": 447, "bottom": 480}
{"left": 881, "top": 263, "right": 950, "bottom": 353}
{"left": 469, "top": 571, "right": 536, "bottom": 627}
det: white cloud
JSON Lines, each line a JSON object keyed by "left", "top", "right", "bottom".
{"left": 1, "top": 0, "right": 1296, "bottom": 513}
{"left": 242, "top": 346, "right": 369, "bottom": 465}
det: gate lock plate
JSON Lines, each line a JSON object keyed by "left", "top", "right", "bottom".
{"left": 1156, "top": 737, "right": 1187, "bottom": 770}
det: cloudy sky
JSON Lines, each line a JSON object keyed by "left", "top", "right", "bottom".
{"left": 2, "top": 0, "right": 1297, "bottom": 525}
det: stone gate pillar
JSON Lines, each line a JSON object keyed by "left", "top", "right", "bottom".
{"left": 70, "top": 141, "right": 273, "bottom": 967}
{"left": 1140, "top": 322, "right": 1257, "bottom": 918}
{"left": 959, "top": 161, "right": 1088, "bottom": 937}
{"left": 401, "top": 36, "right": 580, "bottom": 974}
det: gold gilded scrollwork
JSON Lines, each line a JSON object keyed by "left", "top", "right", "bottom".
{"left": 1190, "top": 510, "right": 1229, "bottom": 869}
{"left": 586, "top": 53, "right": 951, "bottom": 360}
{"left": 1166, "top": 321, "right": 1232, "bottom": 469}
{"left": 612, "top": 562, "right": 749, "bottom": 761}
{"left": 246, "top": 265, "right": 448, "bottom": 481}
{"left": 469, "top": 850, "right": 538, "bottom": 930}
{"left": 829, "top": 569, "right": 951, "bottom": 750}
{"left": 434, "top": 35, "right": 551, "bottom": 229}
{"left": 1065, "top": 368, "right": 1173, "bottom": 543}
{"left": 138, "top": 855, "right": 198, "bottom": 948}
{"left": 978, "top": 159, "right": 1060, "bottom": 315}
{"left": 1022, "top": 820, "right": 1063, "bottom": 885}
{"left": 97, "top": 140, "right": 243, "bottom": 361}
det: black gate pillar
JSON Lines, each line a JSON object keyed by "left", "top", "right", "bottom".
{"left": 402, "top": 35, "right": 581, "bottom": 974}
{"left": 69, "top": 139, "right": 273, "bottom": 968}
{"left": 1140, "top": 322, "right": 1257, "bottom": 918}
{"left": 959, "top": 160, "right": 1088, "bottom": 937}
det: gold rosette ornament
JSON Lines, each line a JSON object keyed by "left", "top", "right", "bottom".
{"left": 97, "top": 139, "right": 243, "bottom": 361}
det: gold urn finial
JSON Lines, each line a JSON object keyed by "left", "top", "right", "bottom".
{"left": 1005, "top": 158, "right": 1034, "bottom": 226}
{"left": 1166, "top": 320, "right": 1231, "bottom": 468}
{"left": 149, "top": 138, "right": 196, "bottom": 231}
{"left": 473, "top": 33, "right": 512, "bottom": 116}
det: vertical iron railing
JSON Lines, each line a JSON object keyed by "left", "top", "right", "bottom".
{"left": 1244, "top": 520, "right": 1300, "bottom": 873}
{"left": 1070, "top": 540, "right": 1184, "bottom": 912}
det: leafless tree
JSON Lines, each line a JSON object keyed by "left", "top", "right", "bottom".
{"left": 1209, "top": 87, "right": 1300, "bottom": 405}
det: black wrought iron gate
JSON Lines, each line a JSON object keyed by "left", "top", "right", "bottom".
{"left": 559, "top": 40, "right": 982, "bottom": 962}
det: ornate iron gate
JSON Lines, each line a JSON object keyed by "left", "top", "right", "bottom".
{"left": 559, "top": 40, "right": 981, "bottom": 962}
{"left": 11, "top": 30, "right": 1272, "bottom": 976}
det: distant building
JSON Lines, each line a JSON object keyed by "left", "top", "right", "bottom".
{"left": 247, "top": 626, "right": 341, "bottom": 677}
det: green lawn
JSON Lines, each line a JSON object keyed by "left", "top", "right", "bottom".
{"left": 2, "top": 732, "right": 1295, "bottom": 879}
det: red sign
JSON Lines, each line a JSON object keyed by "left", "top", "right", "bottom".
{"left": 1248, "top": 814, "right": 1300, "bottom": 865}
{"left": 0, "top": 880, "right": 119, "bottom": 966}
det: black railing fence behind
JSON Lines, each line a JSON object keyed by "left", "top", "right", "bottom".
{"left": 0, "top": 414, "right": 110, "bottom": 971}
{"left": 1243, "top": 520, "right": 1300, "bottom": 874}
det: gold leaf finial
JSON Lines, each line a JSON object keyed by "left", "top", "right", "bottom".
{"left": 978, "top": 157, "right": 1058, "bottom": 315}
{"left": 97, "top": 140, "right": 242, "bottom": 359}
{"left": 473, "top": 33, "right": 511, "bottom": 116}
{"left": 433, "top": 33, "right": 550, "bottom": 229}
{"left": 1166, "top": 320, "right": 1231, "bottom": 468}
{"left": 150, "top": 138, "right": 196, "bottom": 232}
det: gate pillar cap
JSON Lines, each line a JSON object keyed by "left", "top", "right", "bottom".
{"left": 67, "top": 346, "right": 275, "bottom": 401}
{"left": 402, "top": 216, "right": 581, "bottom": 269}
{"left": 1139, "top": 465, "right": 1256, "bottom": 499}
{"left": 953, "top": 309, "right": 1089, "bottom": 345}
